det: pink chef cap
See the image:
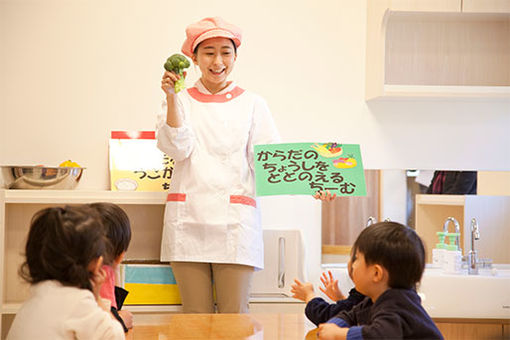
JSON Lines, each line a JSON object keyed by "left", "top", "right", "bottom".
{"left": 181, "top": 17, "right": 242, "bottom": 58}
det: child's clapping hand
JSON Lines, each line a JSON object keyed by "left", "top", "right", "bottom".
{"left": 290, "top": 279, "right": 316, "bottom": 303}
{"left": 319, "top": 270, "right": 345, "bottom": 301}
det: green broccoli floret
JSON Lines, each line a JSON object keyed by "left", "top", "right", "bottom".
{"left": 164, "top": 54, "right": 191, "bottom": 93}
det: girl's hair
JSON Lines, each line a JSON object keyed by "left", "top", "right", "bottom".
{"left": 352, "top": 221, "right": 425, "bottom": 290}
{"left": 19, "top": 205, "right": 107, "bottom": 291}
{"left": 88, "top": 202, "right": 131, "bottom": 262}
{"left": 193, "top": 38, "right": 237, "bottom": 55}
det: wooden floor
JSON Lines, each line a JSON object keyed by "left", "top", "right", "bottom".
{"left": 126, "top": 313, "right": 318, "bottom": 339}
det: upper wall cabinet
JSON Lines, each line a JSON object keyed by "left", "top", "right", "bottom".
{"left": 366, "top": 0, "right": 510, "bottom": 100}
{"left": 389, "top": 0, "right": 461, "bottom": 12}
{"left": 462, "top": 0, "right": 510, "bottom": 13}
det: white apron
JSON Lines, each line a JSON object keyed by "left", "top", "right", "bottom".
{"left": 156, "top": 81, "right": 280, "bottom": 269}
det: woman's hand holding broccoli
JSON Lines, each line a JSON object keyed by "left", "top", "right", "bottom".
{"left": 161, "top": 54, "right": 191, "bottom": 95}
{"left": 161, "top": 71, "right": 182, "bottom": 96}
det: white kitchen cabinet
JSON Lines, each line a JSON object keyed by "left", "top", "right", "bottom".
{"left": 366, "top": 0, "right": 510, "bottom": 100}
{"left": 390, "top": 0, "right": 510, "bottom": 13}
{"left": 414, "top": 194, "right": 510, "bottom": 264}
{"left": 463, "top": 0, "right": 510, "bottom": 13}
{"left": 389, "top": 0, "right": 461, "bottom": 12}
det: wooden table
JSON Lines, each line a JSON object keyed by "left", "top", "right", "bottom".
{"left": 126, "top": 313, "right": 318, "bottom": 339}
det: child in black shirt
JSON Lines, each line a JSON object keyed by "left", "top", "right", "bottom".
{"left": 318, "top": 222, "right": 443, "bottom": 340}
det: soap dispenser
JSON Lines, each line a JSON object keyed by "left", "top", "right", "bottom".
{"left": 443, "top": 232, "right": 462, "bottom": 274}
{"left": 432, "top": 231, "right": 448, "bottom": 267}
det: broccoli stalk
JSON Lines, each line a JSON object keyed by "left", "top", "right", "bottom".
{"left": 164, "top": 54, "right": 191, "bottom": 93}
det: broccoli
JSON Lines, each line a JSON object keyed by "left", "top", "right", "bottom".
{"left": 164, "top": 54, "right": 191, "bottom": 93}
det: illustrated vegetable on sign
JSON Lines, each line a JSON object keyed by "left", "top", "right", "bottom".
{"left": 164, "top": 54, "right": 191, "bottom": 93}
{"left": 333, "top": 155, "right": 357, "bottom": 169}
{"left": 311, "top": 143, "right": 344, "bottom": 158}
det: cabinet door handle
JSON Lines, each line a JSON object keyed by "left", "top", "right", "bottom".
{"left": 278, "top": 237, "right": 285, "bottom": 288}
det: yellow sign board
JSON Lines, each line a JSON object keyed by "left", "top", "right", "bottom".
{"left": 109, "top": 131, "right": 173, "bottom": 192}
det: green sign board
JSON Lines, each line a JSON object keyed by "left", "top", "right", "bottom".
{"left": 254, "top": 142, "right": 366, "bottom": 197}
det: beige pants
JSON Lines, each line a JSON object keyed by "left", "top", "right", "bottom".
{"left": 170, "top": 261, "right": 254, "bottom": 313}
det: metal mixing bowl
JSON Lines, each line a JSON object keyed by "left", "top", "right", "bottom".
{"left": 1, "top": 165, "right": 85, "bottom": 189}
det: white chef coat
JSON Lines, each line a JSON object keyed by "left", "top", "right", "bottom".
{"left": 7, "top": 280, "right": 124, "bottom": 340}
{"left": 156, "top": 80, "right": 280, "bottom": 269}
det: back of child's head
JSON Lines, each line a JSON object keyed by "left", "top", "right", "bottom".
{"left": 20, "top": 205, "right": 106, "bottom": 291}
{"left": 352, "top": 221, "right": 425, "bottom": 289}
{"left": 88, "top": 202, "right": 131, "bottom": 261}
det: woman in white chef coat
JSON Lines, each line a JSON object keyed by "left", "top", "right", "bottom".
{"left": 157, "top": 16, "right": 280, "bottom": 313}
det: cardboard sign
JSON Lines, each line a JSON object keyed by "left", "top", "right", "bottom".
{"left": 109, "top": 131, "right": 173, "bottom": 191}
{"left": 254, "top": 142, "right": 366, "bottom": 196}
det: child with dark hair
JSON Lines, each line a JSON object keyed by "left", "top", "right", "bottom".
{"left": 7, "top": 206, "right": 124, "bottom": 340}
{"left": 88, "top": 202, "right": 133, "bottom": 332}
{"left": 318, "top": 222, "right": 443, "bottom": 340}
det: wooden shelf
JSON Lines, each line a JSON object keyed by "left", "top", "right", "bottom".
{"left": 415, "top": 194, "right": 466, "bottom": 206}
{"left": 1, "top": 190, "right": 167, "bottom": 205}
{"left": 0, "top": 303, "right": 21, "bottom": 314}
{"left": 0, "top": 190, "right": 169, "bottom": 335}
{"left": 381, "top": 85, "right": 510, "bottom": 100}
{"left": 366, "top": 1, "right": 510, "bottom": 100}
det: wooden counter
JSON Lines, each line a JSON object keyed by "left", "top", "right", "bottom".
{"left": 125, "top": 313, "right": 318, "bottom": 340}
{"left": 124, "top": 313, "right": 510, "bottom": 340}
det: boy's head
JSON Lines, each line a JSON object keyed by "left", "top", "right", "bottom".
{"left": 351, "top": 221, "right": 425, "bottom": 290}
{"left": 88, "top": 202, "right": 131, "bottom": 265}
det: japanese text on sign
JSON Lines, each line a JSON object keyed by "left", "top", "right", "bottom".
{"left": 254, "top": 143, "right": 366, "bottom": 197}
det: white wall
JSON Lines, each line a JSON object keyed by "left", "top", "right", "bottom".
{"left": 1, "top": 1, "right": 509, "bottom": 285}
{"left": 2, "top": 0, "right": 509, "bottom": 189}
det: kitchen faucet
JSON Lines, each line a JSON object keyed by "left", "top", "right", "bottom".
{"left": 365, "top": 216, "right": 391, "bottom": 227}
{"left": 468, "top": 218, "right": 480, "bottom": 275}
{"left": 366, "top": 217, "right": 390, "bottom": 227}
{"left": 443, "top": 217, "right": 461, "bottom": 253}
{"left": 366, "top": 216, "right": 376, "bottom": 227}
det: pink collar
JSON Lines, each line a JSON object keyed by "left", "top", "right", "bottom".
{"left": 187, "top": 86, "right": 245, "bottom": 103}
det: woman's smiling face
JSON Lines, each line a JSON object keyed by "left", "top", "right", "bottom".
{"left": 192, "top": 37, "right": 236, "bottom": 93}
